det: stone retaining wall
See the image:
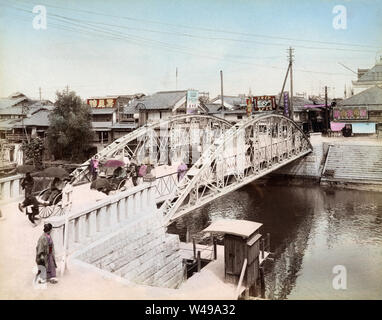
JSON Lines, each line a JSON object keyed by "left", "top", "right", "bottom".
{"left": 74, "top": 212, "right": 183, "bottom": 289}
{"left": 274, "top": 133, "right": 325, "bottom": 178}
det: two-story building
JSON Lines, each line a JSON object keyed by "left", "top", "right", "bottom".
{"left": 331, "top": 85, "right": 382, "bottom": 137}
{"left": 130, "top": 90, "right": 189, "bottom": 125}
{"left": 0, "top": 93, "right": 54, "bottom": 170}
{"left": 202, "top": 95, "right": 247, "bottom": 123}
{"left": 86, "top": 94, "right": 144, "bottom": 151}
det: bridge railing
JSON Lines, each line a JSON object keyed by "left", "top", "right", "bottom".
{"left": 47, "top": 182, "right": 158, "bottom": 258}
{"left": 153, "top": 171, "right": 179, "bottom": 203}
{"left": 0, "top": 174, "right": 24, "bottom": 202}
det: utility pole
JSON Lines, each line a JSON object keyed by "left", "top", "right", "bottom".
{"left": 288, "top": 47, "right": 294, "bottom": 120}
{"left": 220, "top": 70, "right": 224, "bottom": 117}
{"left": 39, "top": 87, "right": 42, "bottom": 101}
{"left": 325, "top": 86, "right": 329, "bottom": 134}
{"left": 176, "top": 67, "right": 178, "bottom": 90}
{"left": 277, "top": 64, "right": 290, "bottom": 112}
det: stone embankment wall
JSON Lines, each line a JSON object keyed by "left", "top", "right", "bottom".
{"left": 275, "top": 133, "right": 325, "bottom": 179}
{"left": 273, "top": 133, "right": 382, "bottom": 191}
{"left": 74, "top": 211, "right": 183, "bottom": 289}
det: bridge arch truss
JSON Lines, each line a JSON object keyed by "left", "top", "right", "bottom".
{"left": 71, "top": 114, "right": 233, "bottom": 184}
{"left": 160, "top": 114, "right": 313, "bottom": 225}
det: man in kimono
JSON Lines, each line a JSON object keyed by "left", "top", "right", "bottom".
{"left": 35, "top": 223, "right": 58, "bottom": 284}
{"left": 21, "top": 172, "right": 34, "bottom": 198}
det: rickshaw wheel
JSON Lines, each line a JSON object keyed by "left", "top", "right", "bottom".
{"left": 39, "top": 204, "right": 53, "bottom": 219}
{"left": 51, "top": 193, "right": 64, "bottom": 216}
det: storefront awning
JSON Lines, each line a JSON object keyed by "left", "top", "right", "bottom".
{"left": 330, "top": 122, "right": 346, "bottom": 131}
{"left": 351, "top": 122, "right": 376, "bottom": 134}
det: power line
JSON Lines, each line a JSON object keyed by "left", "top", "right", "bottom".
{"left": 9, "top": 0, "right": 381, "bottom": 50}
{"left": 0, "top": 2, "right": 360, "bottom": 81}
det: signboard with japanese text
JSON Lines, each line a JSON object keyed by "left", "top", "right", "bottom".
{"left": 87, "top": 98, "right": 117, "bottom": 108}
{"left": 246, "top": 97, "right": 253, "bottom": 116}
{"left": 332, "top": 107, "right": 368, "bottom": 121}
{"left": 186, "top": 90, "right": 199, "bottom": 114}
{"left": 283, "top": 92, "right": 290, "bottom": 117}
{"left": 253, "top": 96, "right": 276, "bottom": 111}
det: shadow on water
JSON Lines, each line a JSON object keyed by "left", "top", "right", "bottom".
{"left": 168, "top": 181, "right": 382, "bottom": 300}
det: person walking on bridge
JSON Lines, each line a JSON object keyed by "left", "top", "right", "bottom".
{"left": 90, "top": 155, "right": 99, "bottom": 181}
{"left": 19, "top": 195, "right": 49, "bottom": 226}
{"left": 21, "top": 172, "right": 34, "bottom": 199}
{"left": 36, "top": 223, "right": 58, "bottom": 284}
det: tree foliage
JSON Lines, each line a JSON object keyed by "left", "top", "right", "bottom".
{"left": 47, "top": 90, "right": 94, "bottom": 161}
{"left": 22, "top": 137, "right": 44, "bottom": 169}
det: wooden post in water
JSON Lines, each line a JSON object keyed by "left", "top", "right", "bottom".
{"left": 193, "top": 237, "right": 196, "bottom": 260}
{"left": 259, "top": 266, "right": 265, "bottom": 299}
{"left": 197, "top": 251, "right": 201, "bottom": 272}
{"left": 213, "top": 237, "right": 217, "bottom": 260}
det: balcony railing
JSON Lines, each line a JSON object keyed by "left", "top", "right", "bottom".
{"left": 5, "top": 134, "right": 29, "bottom": 142}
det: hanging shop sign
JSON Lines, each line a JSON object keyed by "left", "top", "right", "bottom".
{"left": 186, "top": 90, "right": 199, "bottom": 114}
{"left": 252, "top": 96, "right": 276, "bottom": 111}
{"left": 87, "top": 98, "right": 117, "bottom": 108}
{"left": 246, "top": 97, "right": 253, "bottom": 116}
{"left": 283, "top": 92, "right": 290, "bottom": 117}
{"left": 332, "top": 107, "right": 368, "bottom": 121}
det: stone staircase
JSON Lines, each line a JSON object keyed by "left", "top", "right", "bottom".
{"left": 322, "top": 144, "right": 382, "bottom": 183}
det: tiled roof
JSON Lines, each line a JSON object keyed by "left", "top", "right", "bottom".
{"left": 91, "top": 108, "right": 116, "bottom": 114}
{"left": 0, "top": 106, "right": 25, "bottom": 115}
{"left": 12, "top": 110, "right": 51, "bottom": 127}
{"left": 211, "top": 95, "right": 247, "bottom": 107}
{"left": 0, "top": 119, "right": 20, "bottom": 130}
{"left": 130, "top": 91, "right": 187, "bottom": 110}
{"left": 204, "top": 103, "right": 222, "bottom": 114}
{"left": 0, "top": 97, "right": 28, "bottom": 110}
{"left": 123, "top": 105, "right": 137, "bottom": 114}
{"left": 339, "top": 86, "right": 382, "bottom": 109}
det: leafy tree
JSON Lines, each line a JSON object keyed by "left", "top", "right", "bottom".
{"left": 47, "top": 90, "right": 94, "bottom": 161}
{"left": 22, "top": 137, "right": 44, "bottom": 169}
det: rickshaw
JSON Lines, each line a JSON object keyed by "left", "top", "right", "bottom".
{"left": 37, "top": 188, "right": 65, "bottom": 218}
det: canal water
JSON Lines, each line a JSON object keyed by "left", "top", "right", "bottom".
{"left": 168, "top": 181, "right": 382, "bottom": 299}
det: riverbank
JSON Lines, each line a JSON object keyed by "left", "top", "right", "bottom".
{"left": 272, "top": 134, "right": 382, "bottom": 192}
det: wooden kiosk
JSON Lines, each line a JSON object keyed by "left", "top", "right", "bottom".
{"left": 202, "top": 219, "right": 266, "bottom": 296}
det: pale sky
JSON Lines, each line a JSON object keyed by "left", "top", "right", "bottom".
{"left": 0, "top": 0, "right": 381, "bottom": 101}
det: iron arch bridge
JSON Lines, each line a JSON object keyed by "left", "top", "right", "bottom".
{"left": 70, "top": 114, "right": 312, "bottom": 226}
{"left": 71, "top": 114, "right": 233, "bottom": 184}
{"left": 160, "top": 114, "right": 313, "bottom": 225}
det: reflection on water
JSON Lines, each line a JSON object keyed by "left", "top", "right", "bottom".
{"left": 168, "top": 183, "right": 382, "bottom": 299}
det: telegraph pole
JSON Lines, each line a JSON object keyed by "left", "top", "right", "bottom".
{"left": 325, "top": 85, "right": 329, "bottom": 133}
{"left": 39, "top": 87, "right": 42, "bottom": 101}
{"left": 220, "top": 70, "right": 224, "bottom": 117}
{"left": 288, "top": 47, "right": 294, "bottom": 119}
{"left": 176, "top": 67, "right": 178, "bottom": 90}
